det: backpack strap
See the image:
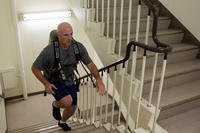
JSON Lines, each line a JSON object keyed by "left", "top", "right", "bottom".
{"left": 53, "top": 40, "right": 67, "bottom": 81}
{"left": 72, "top": 40, "right": 96, "bottom": 87}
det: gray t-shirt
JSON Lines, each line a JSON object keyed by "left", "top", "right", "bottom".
{"left": 33, "top": 41, "right": 92, "bottom": 85}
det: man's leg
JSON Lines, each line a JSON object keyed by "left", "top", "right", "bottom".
{"left": 62, "top": 105, "right": 77, "bottom": 121}
{"left": 55, "top": 95, "right": 76, "bottom": 131}
{"left": 59, "top": 95, "right": 77, "bottom": 121}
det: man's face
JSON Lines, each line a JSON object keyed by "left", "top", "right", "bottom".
{"left": 58, "top": 26, "right": 73, "bottom": 47}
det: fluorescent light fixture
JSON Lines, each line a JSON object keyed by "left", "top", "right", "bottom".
{"left": 21, "top": 10, "right": 72, "bottom": 20}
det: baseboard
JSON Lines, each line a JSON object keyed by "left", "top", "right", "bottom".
{"left": 5, "top": 91, "right": 44, "bottom": 101}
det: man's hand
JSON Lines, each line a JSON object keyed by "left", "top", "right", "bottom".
{"left": 96, "top": 79, "right": 105, "bottom": 96}
{"left": 44, "top": 82, "right": 57, "bottom": 94}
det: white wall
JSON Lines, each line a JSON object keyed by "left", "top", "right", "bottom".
{"left": 0, "top": 0, "right": 22, "bottom": 97}
{"left": 159, "top": 0, "right": 200, "bottom": 41}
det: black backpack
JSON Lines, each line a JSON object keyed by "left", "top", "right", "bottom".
{"left": 44, "top": 30, "right": 94, "bottom": 96}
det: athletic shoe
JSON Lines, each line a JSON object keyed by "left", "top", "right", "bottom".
{"left": 58, "top": 122, "right": 71, "bottom": 131}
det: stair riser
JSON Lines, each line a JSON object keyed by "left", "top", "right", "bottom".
{"left": 105, "top": 18, "right": 170, "bottom": 36}
{"left": 142, "top": 70, "right": 200, "bottom": 94}
{"left": 115, "top": 32, "right": 184, "bottom": 54}
{"left": 91, "top": 0, "right": 140, "bottom": 8}
{"left": 131, "top": 48, "right": 199, "bottom": 71}
{"left": 158, "top": 98, "right": 200, "bottom": 121}
{"left": 98, "top": 6, "right": 150, "bottom": 21}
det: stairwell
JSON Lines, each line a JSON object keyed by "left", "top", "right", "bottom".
{"left": 6, "top": 0, "right": 200, "bottom": 133}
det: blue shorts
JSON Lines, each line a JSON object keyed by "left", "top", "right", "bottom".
{"left": 52, "top": 83, "right": 77, "bottom": 106}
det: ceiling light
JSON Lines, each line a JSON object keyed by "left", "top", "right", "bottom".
{"left": 21, "top": 10, "right": 72, "bottom": 20}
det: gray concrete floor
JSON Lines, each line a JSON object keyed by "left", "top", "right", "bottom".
{"left": 6, "top": 94, "right": 55, "bottom": 131}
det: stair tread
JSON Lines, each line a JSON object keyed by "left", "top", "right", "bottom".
{"left": 109, "top": 16, "right": 170, "bottom": 24}
{"left": 117, "top": 29, "right": 183, "bottom": 39}
{"left": 122, "top": 43, "right": 198, "bottom": 59}
{"left": 139, "top": 59, "right": 200, "bottom": 83}
{"left": 147, "top": 79, "right": 200, "bottom": 109}
{"left": 98, "top": 4, "right": 149, "bottom": 10}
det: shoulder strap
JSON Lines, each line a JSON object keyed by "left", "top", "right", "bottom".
{"left": 53, "top": 41, "right": 60, "bottom": 66}
{"left": 53, "top": 40, "right": 67, "bottom": 81}
{"left": 72, "top": 39, "right": 96, "bottom": 87}
{"left": 72, "top": 39, "right": 81, "bottom": 61}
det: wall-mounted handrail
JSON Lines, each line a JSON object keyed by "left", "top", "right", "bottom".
{"left": 79, "top": 41, "right": 170, "bottom": 81}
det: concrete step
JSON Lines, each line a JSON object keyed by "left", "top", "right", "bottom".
{"left": 158, "top": 106, "right": 200, "bottom": 133}
{"left": 91, "top": 0, "right": 141, "bottom": 8}
{"left": 116, "top": 29, "right": 184, "bottom": 54}
{"left": 134, "top": 59, "right": 200, "bottom": 94}
{"left": 105, "top": 17, "right": 171, "bottom": 36}
{"left": 8, "top": 111, "right": 121, "bottom": 133}
{"left": 127, "top": 43, "right": 199, "bottom": 70}
{"left": 144, "top": 79, "right": 200, "bottom": 121}
{"left": 98, "top": 5, "right": 152, "bottom": 21}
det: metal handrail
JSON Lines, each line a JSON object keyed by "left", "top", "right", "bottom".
{"left": 79, "top": 41, "right": 170, "bottom": 81}
{"left": 141, "top": 0, "right": 172, "bottom": 51}
{"left": 79, "top": 0, "right": 172, "bottom": 81}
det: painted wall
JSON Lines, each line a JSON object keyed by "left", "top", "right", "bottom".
{"left": 0, "top": 0, "right": 22, "bottom": 97}
{"left": 159, "top": 0, "right": 200, "bottom": 41}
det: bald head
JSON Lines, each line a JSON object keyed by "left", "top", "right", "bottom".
{"left": 57, "top": 22, "right": 73, "bottom": 34}
{"left": 57, "top": 22, "right": 73, "bottom": 49}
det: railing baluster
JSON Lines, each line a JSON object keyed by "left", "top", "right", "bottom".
{"left": 117, "top": 63, "right": 126, "bottom": 125}
{"left": 99, "top": 72, "right": 104, "bottom": 126}
{"left": 136, "top": 49, "right": 147, "bottom": 128}
{"left": 83, "top": 80, "right": 86, "bottom": 121}
{"left": 118, "top": 0, "right": 124, "bottom": 57}
{"left": 91, "top": 78, "right": 95, "bottom": 123}
{"left": 93, "top": 78, "right": 97, "bottom": 122}
{"left": 125, "top": 0, "right": 133, "bottom": 74}
{"left": 92, "top": 0, "right": 94, "bottom": 8}
{"left": 152, "top": 55, "right": 167, "bottom": 133}
{"left": 145, "top": 10, "right": 151, "bottom": 45}
{"left": 105, "top": 69, "right": 109, "bottom": 123}
{"left": 112, "top": 0, "right": 117, "bottom": 39}
{"left": 106, "top": 0, "right": 110, "bottom": 38}
{"left": 125, "top": 46, "right": 137, "bottom": 132}
{"left": 148, "top": 53, "right": 158, "bottom": 105}
{"left": 86, "top": 79, "right": 89, "bottom": 123}
{"left": 84, "top": 0, "right": 88, "bottom": 31}
{"left": 135, "top": 0, "right": 141, "bottom": 42}
{"left": 96, "top": 0, "right": 99, "bottom": 22}
{"left": 87, "top": 0, "right": 90, "bottom": 8}
{"left": 126, "top": 0, "right": 133, "bottom": 44}
{"left": 111, "top": 66, "right": 117, "bottom": 129}
{"left": 79, "top": 82, "right": 84, "bottom": 123}
{"left": 101, "top": 0, "right": 105, "bottom": 36}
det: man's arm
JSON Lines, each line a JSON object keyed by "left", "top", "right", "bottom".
{"left": 31, "top": 65, "right": 57, "bottom": 94}
{"left": 86, "top": 62, "right": 105, "bottom": 95}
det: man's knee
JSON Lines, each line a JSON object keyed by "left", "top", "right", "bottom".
{"left": 59, "top": 95, "right": 73, "bottom": 107}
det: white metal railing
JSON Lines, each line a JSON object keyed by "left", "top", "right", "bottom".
{"left": 81, "top": 0, "right": 171, "bottom": 133}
